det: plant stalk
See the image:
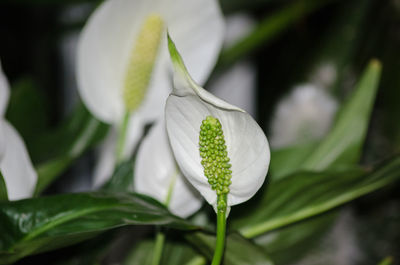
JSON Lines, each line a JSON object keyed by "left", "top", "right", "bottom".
{"left": 116, "top": 112, "right": 130, "bottom": 164}
{"left": 151, "top": 231, "right": 166, "bottom": 265}
{"left": 211, "top": 195, "right": 227, "bottom": 265}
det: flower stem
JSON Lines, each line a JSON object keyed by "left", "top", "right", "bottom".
{"left": 211, "top": 195, "right": 227, "bottom": 265}
{"left": 116, "top": 112, "right": 130, "bottom": 164}
{"left": 151, "top": 230, "right": 166, "bottom": 265}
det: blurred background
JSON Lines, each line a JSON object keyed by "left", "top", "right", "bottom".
{"left": 0, "top": 0, "right": 399, "bottom": 264}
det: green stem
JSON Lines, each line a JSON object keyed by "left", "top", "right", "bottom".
{"left": 211, "top": 195, "right": 227, "bottom": 265}
{"left": 115, "top": 112, "right": 130, "bottom": 164}
{"left": 151, "top": 231, "right": 166, "bottom": 265}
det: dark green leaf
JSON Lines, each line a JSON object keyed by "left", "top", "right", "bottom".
{"left": 0, "top": 192, "right": 195, "bottom": 264}
{"left": 124, "top": 238, "right": 199, "bottom": 265}
{"left": 232, "top": 155, "right": 400, "bottom": 238}
{"left": 124, "top": 240, "right": 154, "bottom": 265}
{"left": 34, "top": 103, "right": 109, "bottom": 194}
{"left": 34, "top": 156, "right": 73, "bottom": 195}
{"left": 5, "top": 78, "right": 48, "bottom": 155}
{"left": 269, "top": 142, "right": 317, "bottom": 181}
{"left": 185, "top": 232, "right": 274, "bottom": 265}
{"left": 102, "top": 159, "right": 134, "bottom": 192}
{"left": 0, "top": 171, "right": 8, "bottom": 202}
{"left": 255, "top": 212, "right": 335, "bottom": 264}
{"left": 308, "top": 0, "right": 371, "bottom": 93}
{"left": 217, "top": 0, "right": 337, "bottom": 70}
{"left": 302, "top": 59, "right": 381, "bottom": 170}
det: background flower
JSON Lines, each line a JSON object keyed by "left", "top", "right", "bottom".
{"left": 0, "top": 61, "right": 37, "bottom": 200}
{"left": 77, "top": 0, "right": 225, "bottom": 187}
{"left": 269, "top": 84, "right": 338, "bottom": 148}
{"left": 134, "top": 119, "right": 202, "bottom": 217}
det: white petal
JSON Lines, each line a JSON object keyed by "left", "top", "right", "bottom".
{"left": 77, "top": 0, "right": 225, "bottom": 124}
{"left": 92, "top": 127, "right": 118, "bottom": 188}
{"left": 77, "top": 0, "right": 148, "bottom": 123}
{"left": 0, "top": 61, "right": 10, "bottom": 117}
{"left": 166, "top": 95, "right": 270, "bottom": 207}
{"left": 0, "top": 120, "right": 37, "bottom": 200}
{"left": 134, "top": 119, "right": 202, "bottom": 217}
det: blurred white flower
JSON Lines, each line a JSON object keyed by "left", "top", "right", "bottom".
{"left": 134, "top": 119, "right": 202, "bottom": 217}
{"left": 165, "top": 36, "right": 270, "bottom": 211}
{"left": 310, "top": 62, "right": 337, "bottom": 89}
{"left": 0, "top": 61, "right": 37, "bottom": 200}
{"left": 77, "top": 0, "right": 225, "bottom": 187}
{"left": 269, "top": 84, "right": 338, "bottom": 148}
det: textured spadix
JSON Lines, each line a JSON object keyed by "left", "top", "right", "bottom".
{"left": 0, "top": 60, "right": 37, "bottom": 200}
{"left": 165, "top": 36, "right": 270, "bottom": 209}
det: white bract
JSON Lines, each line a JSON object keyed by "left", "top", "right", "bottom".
{"left": 269, "top": 84, "right": 338, "bottom": 148}
{"left": 77, "top": 0, "right": 225, "bottom": 187}
{"left": 165, "top": 36, "right": 270, "bottom": 210}
{"left": 0, "top": 61, "right": 37, "bottom": 200}
{"left": 134, "top": 119, "right": 202, "bottom": 217}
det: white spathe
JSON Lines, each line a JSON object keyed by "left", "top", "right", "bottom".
{"left": 77, "top": 0, "right": 224, "bottom": 124}
{"left": 0, "top": 61, "right": 37, "bottom": 200}
{"left": 0, "top": 62, "right": 9, "bottom": 117}
{"left": 165, "top": 36, "right": 270, "bottom": 209}
{"left": 78, "top": 0, "right": 225, "bottom": 187}
{"left": 134, "top": 119, "right": 202, "bottom": 217}
{"left": 269, "top": 84, "right": 338, "bottom": 148}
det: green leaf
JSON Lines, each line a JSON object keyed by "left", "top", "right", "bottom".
{"left": 124, "top": 240, "right": 155, "bottom": 265}
{"left": 0, "top": 171, "right": 8, "bottom": 202}
{"left": 232, "top": 155, "right": 400, "bottom": 238}
{"left": 0, "top": 192, "right": 195, "bottom": 264}
{"left": 5, "top": 78, "right": 48, "bottom": 155}
{"left": 185, "top": 232, "right": 274, "bottom": 265}
{"left": 34, "top": 103, "right": 109, "bottom": 194}
{"left": 308, "top": 0, "right": 371, "bottom": 93}
{"left": 302, "top": 59, "right": 382, "bottom": 170}
{"left": 102, "top": 159, "right": 134, "bottom": 192}
{"left": 217, "top": 0, "right": 337, "bottom": 70}
{"left": 124, "top": 238, "right": 199, "bottom": 265}
{"left": 269, "top": 141, "right": 317, "bottom": 180}
{"left": 34, "top": 156, "right": 73, "bottom": 195}
{"left": 255, "top": 212, "right": 335, "bottom": 264}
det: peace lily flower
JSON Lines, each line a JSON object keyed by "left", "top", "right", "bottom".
{"left": 165, "top": 35, "right": 270, "bottom": 213}
{"left": 134, "top": 118, "right": 202, "bottom": 217}
{"left": 77, "top": 0, "right": 225, "bottom": 187}
{"left": 0, "top": 61, "right": 37, "bottom": 200}
{"left": 166, "top": 35, "right": 270, "bottom": 265}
